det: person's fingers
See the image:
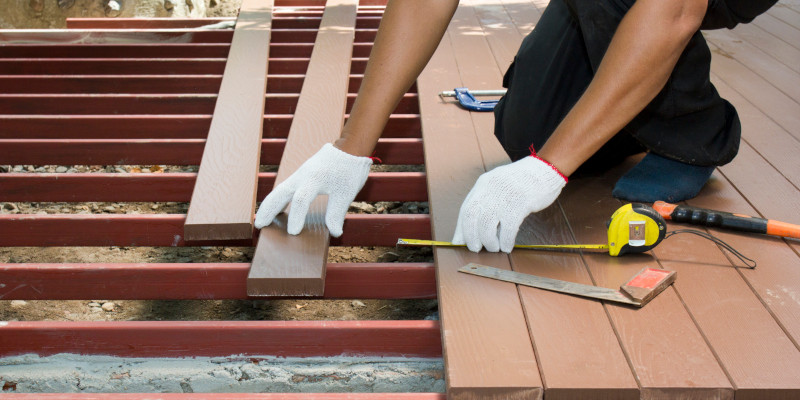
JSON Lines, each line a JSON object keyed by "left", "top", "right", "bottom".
{"left": 324, "top": 191, "right": 352, "bottom": 238}
{"left": 499, "top": 213, "right": 526, "bottom": 253}
{"left": 286, "top": 185, "right": 319, "bottom": 235}
{"left": 478, "top": 211, "right": 501, "bottom": 252}
{"left": 254, "top": 182, "right": 295, "bottom": 229}
{"left": 451, "top": 222, "right": 465, "bottom": 245}
{"left": 461, "top": 202, "right": 483, "bottom": 253}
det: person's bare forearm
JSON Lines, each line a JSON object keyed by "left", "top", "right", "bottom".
{"left": 538, "top": 0, "right": 707, "bottom": 176}
{"left": 334, "top": 0, "right": 459, "bottom": 157}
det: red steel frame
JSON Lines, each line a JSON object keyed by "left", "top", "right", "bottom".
{"left": 0, "top": 2, "right": 443, "bottom": 398}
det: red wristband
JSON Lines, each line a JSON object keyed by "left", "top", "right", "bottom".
{"left": 529, "top": 144, "right": 568, "bottom": 183}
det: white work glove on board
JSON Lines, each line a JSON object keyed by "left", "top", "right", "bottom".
{"left": 452, "top": 155, "right": 567, "bottom": 253}
{"left": 254, "top": 143, "right": 373, "bottom": 237}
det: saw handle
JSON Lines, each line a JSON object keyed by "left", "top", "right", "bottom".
{"left": 653, "top": 201, "right": 800, "bottom": 239}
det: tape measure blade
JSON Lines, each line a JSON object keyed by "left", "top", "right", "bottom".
{"left": 459, "top": 264, "right": 639, "bottom": 306}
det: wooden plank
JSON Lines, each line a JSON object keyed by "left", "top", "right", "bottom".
{"left": 0, "top": 172, "right": 427, "bottom": 203}
{"left": 732, "top": 21, "right": 800, "bottom": 75}
{"left": 752, "top": 13, "right": 800, "bottom": 51}
{"left": 248, "top": 0, "right": 358, "bottom": 297}
{"left": 0, "top": 262, "right": 436, "bottom": 300}
{"left": 704, "top": 29, "right": 800, "bottom": 104}
{"left": 651, "top": 173, "right": 800, "bottom": 399}
{"left": 707, "top": 41, "right": 800, "bottom": 140}
{"left": 458, "top": 3, "right": 637, "bottom": 398}
{"left": 462, "top": 3, "right": 639, "bottom": 398}
{"left": 711, "top": 75, "right": 800, "bottom": 189}
{"left": 183, "top": 0, "right": 274, "bottom": 241}
{"left": 559, "top": 164, "right": 734, "bottom": 398}
{"left": 0, "top": 320, "right": 441, "bottom": 358}
{"left": 683, "top": 174, "right": 800, "bottom": 345}
{"left": 417, "top": 17, "right": 542, "bottom": 400}
{"left": 767, "top": 4, "right": 800, "bottom": 31}
{"left": 0, "top": 214, "right": 431, "bottom": 247}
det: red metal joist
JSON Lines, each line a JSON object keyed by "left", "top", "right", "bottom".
{"left": 0, "top": 262, "right": 436, "bottom": 300}
{"left": 0, "top": 4, "right": 439, "bottom": 397}
{"left": 0, "top": 320, "right": 441, "bottom": 358}
{"left": 0, "top": 114, "right": 421, "bottom": 139}
{"left": 0, "top": 172, "right": 427, "bottom": 202}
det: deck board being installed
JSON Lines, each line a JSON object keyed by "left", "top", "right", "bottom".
{"left": 248, "top": 0, "right": 358, "bottom": 297}
{"left": 183, "top": 0, "right": 273, "bottom": 240}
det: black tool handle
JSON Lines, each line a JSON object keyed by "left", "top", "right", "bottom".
{"left": 656, "top": 202, "right": 768, "bottom": 234}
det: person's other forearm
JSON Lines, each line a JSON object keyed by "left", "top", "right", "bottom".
{"left": 537, "top": 0, "right": 707, "bottom": 176}
{"left": 335, "top": 0, "right": 459, "bottom": 157}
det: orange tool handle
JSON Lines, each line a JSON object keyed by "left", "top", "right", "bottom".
{"left": 653, "top": 201, "right": 800, "bottom": 240}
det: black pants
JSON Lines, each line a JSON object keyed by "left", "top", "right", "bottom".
{"left": 492, "top": 0, "right": 773, "bottom": 167}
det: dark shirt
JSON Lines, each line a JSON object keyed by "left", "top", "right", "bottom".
{"left": 701, "top": 0, "right": 779, "bottom": 29}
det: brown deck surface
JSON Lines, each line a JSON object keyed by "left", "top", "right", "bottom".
{"left": 423, "top": 0, "right": 800, "bottom": 398}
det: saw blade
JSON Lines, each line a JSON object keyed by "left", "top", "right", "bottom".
{"left": 458, "top": 264, "right": 640, "bottom": 306}
{"left": 397, "top": 238, "right": 609, "bottom": 250}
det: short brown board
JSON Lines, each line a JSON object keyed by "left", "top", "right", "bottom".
{"left": 247, "top": 0, "right": 358, "bottom": 296}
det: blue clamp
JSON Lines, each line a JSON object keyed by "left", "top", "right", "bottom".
{"left": 454, "top": 87, "right": 499, "bottom": 112}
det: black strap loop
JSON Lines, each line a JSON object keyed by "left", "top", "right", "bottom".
{"left": 664, "top": 229, "right": 757, "bottom": 269}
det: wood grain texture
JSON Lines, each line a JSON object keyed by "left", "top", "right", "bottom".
{"left": 184, "top": 0, "right": 273, "bottom": 240}
{"left": 707, "top": 40, "right": 800, "bottom": 140}
{"left": 728, "top": 19, "right": 800, "bottom": 75}
{"left": 704, "top": 28, "right": 800, "bottom": 104}
{"left": 711, "top": 76, "right": 800, "bottom": 189}
{"left": 559, "top": 163, "right": 734, "bottom": 399}
{"left": 455, "top": 2, "right": 638, "bottom": 398}
{"left": 248, "top": 0, "right": 358, "bottom": 296}
{"left": 418, "top": 12, "right": 542, "bottom": 400}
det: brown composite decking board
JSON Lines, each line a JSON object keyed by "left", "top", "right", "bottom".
{"left": 705, "top": 41, "right": 800, "bottom": 141}
{"left": 559, "top": 170, "right": 735, "bottom": 399}
{"left": 767, "top": 4, "right": 800, "bottom": 30}
{"left": 459, "top": 2, "right": 639, "bottom": 398}
{"left": 738, "top": 17, "right": 800, "bottom": 74}
{"left": 711, "top": 76, "right": 800, "bottom": 189}
{"left": 417, "top": 11, "right": 543, "bottom": 400}
{"left": 183, "top": 0, "right": 273, "bottom": 240}
{"left": 247, "top": 0, "right": 358, "bottom": 296}
{"left": 704, "top": 29, "right": 800, "bottom": 104}
{"left": 654, "top": 178, "right": 800, "bottom": 399}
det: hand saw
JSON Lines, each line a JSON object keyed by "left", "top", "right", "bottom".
{"left": 399, "top": 203, "right": 667, "bottom": 257}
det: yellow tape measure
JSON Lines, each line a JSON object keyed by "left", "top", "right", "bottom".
{"left": 398, "top": 203, "right": 667, "bottom": 257}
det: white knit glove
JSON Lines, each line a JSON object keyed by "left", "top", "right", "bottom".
{"left": 254, "top": 143, "right": 373, "bottom": 237}
{"left": 452, "top": 155, "right": 567, "bottom": 253}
